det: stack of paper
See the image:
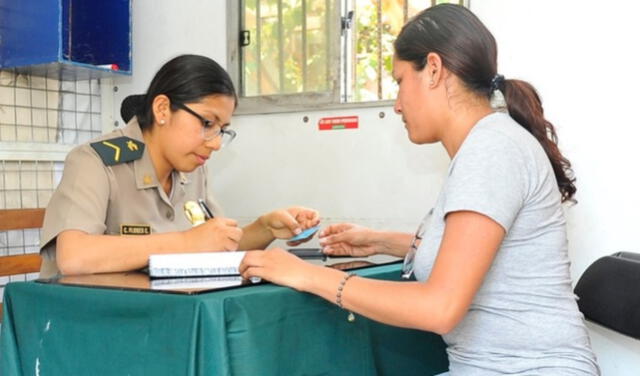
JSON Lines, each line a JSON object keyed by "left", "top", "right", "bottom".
{"left": 150, "top": 275, "right": 244, "bottom": 290}
{"left": 149, "top": 251, "right": 246, "bottom": 278}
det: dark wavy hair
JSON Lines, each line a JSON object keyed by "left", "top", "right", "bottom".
{"left": 121, "top": 54, "right": 237, "bottom": 129}
{"left": 394, "top": 4, "right": 576, "bottom": 203}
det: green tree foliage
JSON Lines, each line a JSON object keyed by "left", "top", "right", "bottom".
{"left": 242, "top": 0, "right": 463, "bottom": 101}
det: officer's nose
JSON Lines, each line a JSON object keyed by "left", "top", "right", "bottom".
{"left": 204, "top": 135, "right": 222, "bottom": 151}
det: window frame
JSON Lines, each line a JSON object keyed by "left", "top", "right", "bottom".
{"left": 227, "top": 0, "right": 354, "bottom": 115}
{"left": 226, "top": 0, "right": 468, "bottom": 116}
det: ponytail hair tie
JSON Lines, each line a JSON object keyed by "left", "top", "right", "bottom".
{"left": 489, "top": 74, "right": 507, "bottom": 112}
{"left": 490, "top": 74, "right": 505, "bottom": 93}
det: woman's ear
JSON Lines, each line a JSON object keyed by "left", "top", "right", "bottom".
{"left": 151, "top": 94, "right": 171, "bottom": 125}
{"left": 425, "top": 52, "right": 443, "bottom": 88}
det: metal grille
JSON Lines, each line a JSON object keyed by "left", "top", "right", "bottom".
{"left": 348, "top": 0, "right": 467, "bottom": 102}
{"left": 239, "top": 0, "right": 467, "bottom": 103}
{"left": 0, "top": 69, "right": 102, "bottom": 144}
{"left": 0, "top": 69, "right": 100, "bottom": 302}
{"left": 242, "top": 0, "right": 333, "bottom": 96}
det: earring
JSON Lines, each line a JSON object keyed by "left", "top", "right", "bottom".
{"left": 159, "top": 119, "right": 166, "bottom": 125}
{"left": 429, "top": 80, "right": 434, "bottom": 86}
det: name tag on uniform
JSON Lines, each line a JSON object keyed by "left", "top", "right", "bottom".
{"left": 121, "top": 224, "right": 151, "bottom": 235}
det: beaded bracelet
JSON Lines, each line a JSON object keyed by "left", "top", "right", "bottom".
{"left": 336, "top": 273, "right": 356, "bottom": 322}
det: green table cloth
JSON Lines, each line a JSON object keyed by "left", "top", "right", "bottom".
{"left": 1, "top": 263, "right": 448, "bottom": 375}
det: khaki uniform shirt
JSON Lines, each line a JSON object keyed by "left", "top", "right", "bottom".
{"left": 40, "top": 118, "right": 222, "bottom": 278}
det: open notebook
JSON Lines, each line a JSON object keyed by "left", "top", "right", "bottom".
{"left": 148, "top": 251, "right": 246, "bottom": 278}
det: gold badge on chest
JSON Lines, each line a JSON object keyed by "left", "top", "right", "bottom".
{"left": 184, "top": 201, "right": 206, "bottom": 226}
{"left": 121, "top": 224, "right": 151, "bottom": 235}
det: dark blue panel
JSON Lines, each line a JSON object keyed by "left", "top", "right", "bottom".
{"left": 62, "top": 0, "right": 71, "bottom": 60}
{"left": 0, "top": 0, "right": 61, "bottom": 67}
{"left": 68, "top": 0, "right": 131, "bottom": 72}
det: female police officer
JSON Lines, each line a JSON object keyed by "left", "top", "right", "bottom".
{"left": 40, "top": 54, "right": 319, "bottom": 277}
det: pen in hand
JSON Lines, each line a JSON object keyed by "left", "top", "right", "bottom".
{"left": 198, "top": 199, "right": 214, "bottom": 220}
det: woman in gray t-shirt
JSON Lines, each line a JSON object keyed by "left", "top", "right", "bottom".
{"left": 239, "top": 4, "right": 599, "bottom": 375}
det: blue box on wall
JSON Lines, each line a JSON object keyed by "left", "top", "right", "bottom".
{"left": 0, "top": 0, "right": 131, "bottom": 80}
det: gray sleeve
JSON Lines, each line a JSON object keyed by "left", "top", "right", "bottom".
{"left": 443, "top": 130, "right": 528, "bottom": 232}
{"left": 40, "top": 145, "right": 110, "bottom": 251}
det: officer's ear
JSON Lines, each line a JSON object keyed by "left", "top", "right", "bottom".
{"left": 151, "top": 94, "right": 171, "bottom": 126}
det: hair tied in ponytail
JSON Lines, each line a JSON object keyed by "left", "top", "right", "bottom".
{"left": 489, "top": 74, "right": 507, "bottom": 112}
{"left": 120, "top": 94, "right": 146, "bottom": 124}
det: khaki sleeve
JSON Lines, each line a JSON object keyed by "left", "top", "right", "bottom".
{"left": 40, "top": 145, "right": 111, "bottom": 252}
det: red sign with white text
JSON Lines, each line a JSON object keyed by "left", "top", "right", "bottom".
{"left": 318, "top": 116, "right": 359, "bottom": 131}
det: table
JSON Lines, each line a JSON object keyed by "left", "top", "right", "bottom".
{"left": 1, "top": 263, "right": 448, "bottom": 375}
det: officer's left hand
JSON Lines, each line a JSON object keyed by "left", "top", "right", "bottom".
{"left": 258, "top": 206, "right": 320, "bottom": 244}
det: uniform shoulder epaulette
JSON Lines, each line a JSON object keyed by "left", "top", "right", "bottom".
{"left": 90, "top": 136, "right": 145, "bottom": 166}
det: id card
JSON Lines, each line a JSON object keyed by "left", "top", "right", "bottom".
{"left": 288, "top": 225, "right": 320, "bottom": 242}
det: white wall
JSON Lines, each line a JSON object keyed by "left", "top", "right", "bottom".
{"left": 207, "top": 106, "right": 449, "bottom": 236}
{"left": 113, "top": 0, "right": 228, "bottom": 119}
{"left": 114, "top": 1, "right": 640, "bottom": 373}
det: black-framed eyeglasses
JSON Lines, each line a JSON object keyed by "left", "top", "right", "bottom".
{"left": 401, "top": 208, "right": 433, "bottom": 280}
{"left": 172, "top": 102, "right": 237, "bottom": 146}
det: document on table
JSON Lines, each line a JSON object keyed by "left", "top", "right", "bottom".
{"left": 149, "top": 251, "right": 246, "bottom": 278}
{"left": 150, "top": 275, "right": 244, "bottom": 290}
